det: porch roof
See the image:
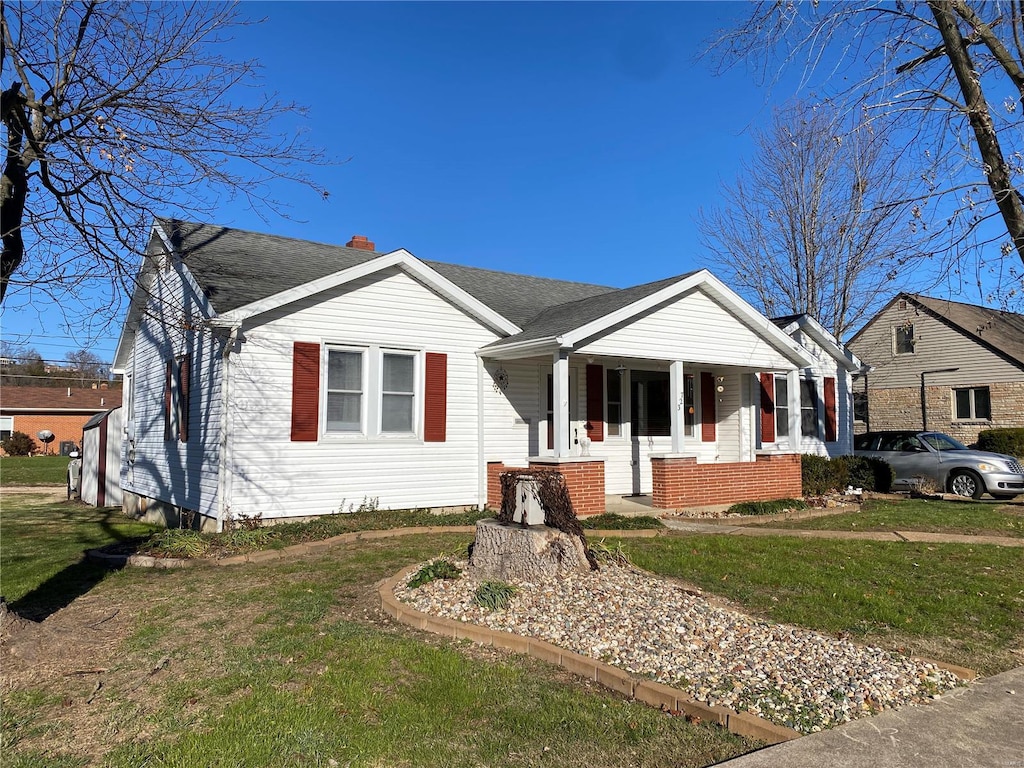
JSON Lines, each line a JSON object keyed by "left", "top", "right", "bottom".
{"left": 479, "top": 270, "right": 814, "bottom": 369}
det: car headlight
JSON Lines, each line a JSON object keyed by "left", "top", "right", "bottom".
{"left": 976, "top": 462, "right": 1001, "bottom": 472}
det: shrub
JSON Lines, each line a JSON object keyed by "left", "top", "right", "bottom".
{"left": 837, "top": 455, "right": 894, "bottom": 493}
{"left": 143, "top": 529, "right": 211, "bottom": 558}
{"left": 977, "top": 428, "right": 1024, "bottom": 459}
{"left": 1, "top": 431, "right": 38, "bottom": 457}
{"left": 408, "top": 558, "right": 462, "bottom": 589}
{"left": 801, "top": 454, "right": 845, "bottom": 495}
{"left": 727, "top": 498, "right": 807, "bottom": 516}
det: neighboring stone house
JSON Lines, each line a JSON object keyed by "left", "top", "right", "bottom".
{"left": 847, "top": 293, "right": 1024, "bottom": 445}
{"left": 0, "top": 385, "right": 122, "bottom": 455}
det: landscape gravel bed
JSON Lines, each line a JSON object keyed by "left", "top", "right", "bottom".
{"left": 395, "top": 560, "right": 960, "bottom": 734}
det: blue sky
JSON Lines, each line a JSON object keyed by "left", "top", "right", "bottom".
{"left": 0, "top": 1, "right": 980, "bottom": 364}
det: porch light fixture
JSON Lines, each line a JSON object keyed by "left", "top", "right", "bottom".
{"left": 614, "top": 364, "right": 627, "bottom": 375}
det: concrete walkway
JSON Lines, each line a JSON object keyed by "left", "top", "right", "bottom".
{"left": 659, "top": 518, "right": 1024, "bottom": 548}
{"left": 716, "top": 665, "right": 1024, "bottom": 768}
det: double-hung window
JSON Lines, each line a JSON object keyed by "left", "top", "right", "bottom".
{"left": 894, "top": 324, "right": 915, "bottom": 355}
{"left": 800, "top": 378, "right": 819, "bottom": 437}
{"left": 774, "top": 375, "right": 790, "bottom": 438}
{"left": 381, "top": 352, "right": 415, "bottom": 433}
{"left": 324, "top": 347, "right": 418, "bottom": 436}
{"left": 326, "top": 349, "right": 364, "bottom": 432}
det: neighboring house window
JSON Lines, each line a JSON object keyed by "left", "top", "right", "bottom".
{"left": 0, "top": 415, "right": 13, "bottom": 442}
{"left": 605, "top": 368, "right": 622, "bottom": 437}
{"left": 953, "top": 386, "right": 991, "bottom": 420}
{"left": 774, "top": 375, "right": 790, "bottom": 438}
{"left": 326, "top": 349, "right": 364, "bottom": 432}
{"left": 894, "top": 324, "right": 915, "bottom": 354}
{"left": 853, "top": 391, "right": 868, "bottom": 423}
{"left": 800, "top": 378, "right": 819, "bottom": 437}
{"left": 630, "top": 370, "right": 670, "bottom": 437}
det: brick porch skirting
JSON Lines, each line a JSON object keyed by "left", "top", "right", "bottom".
{"left": 652, "top": 453, "right": 802, "bottom": 509}
{"left": 525, "top": 457, "right": 606, "bottom": 517}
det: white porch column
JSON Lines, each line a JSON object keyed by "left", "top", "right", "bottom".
{"left": 670, "top": 360, "right": 686, "bottom": 453}
{"left": 552, "top": 349, "right": 571, "bottom": 457}
{"left": 787, "top": 369, "right": 801, "bottom": 448}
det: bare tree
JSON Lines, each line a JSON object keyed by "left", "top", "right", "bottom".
{"left": 64, "top": 348, "right": 106, "bottom": 383}
{"left": 698, "top": 103, "right": 928, "bottom": 338}
{"left": 709, "top": 0, "right": 1024, "bottom": 301}
{"left": 0, "top": 2, "right": 327, "bottom": 316}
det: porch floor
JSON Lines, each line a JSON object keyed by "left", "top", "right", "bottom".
{"left": 602, "top": 494, "right": 733, "bottom": 518}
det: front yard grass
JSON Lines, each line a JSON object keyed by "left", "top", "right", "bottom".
{"left": 751, "top": 497, "right": 1024, "bottom": 538}
{"left": 3, "top": 496, "right": 1022, "bottom": 766}
{"left": 621, "top": 534, "right": 1024, "bottom": 676}
{"left": 0, "top": 455, "right": 70, "bottom": 486}
{"left": 1, "top": 497, "right": 752, "bottom": 768}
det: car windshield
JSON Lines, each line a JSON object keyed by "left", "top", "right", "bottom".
{"left": 920, "top": 433, "right": 968, "bottom": 452}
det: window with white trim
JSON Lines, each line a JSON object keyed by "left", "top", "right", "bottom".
{"left": 381, "top": 352, "right": 415, "bottom": 433}
{"left": 774, "top": 375, "right": 790, "bottom": 438}
{"left": 606, "top": 368, "right": 622, "bottom": 437}
{"left": 0, "top": 415, "right": 13, "bottom": 442}
{"left": 800, "top": 378, "right": 819, "bottom": 437}
{"left": 324, "top": 346, "right": 419, "bottom": 436}
{"left": 894, "top": 324, "right": 915, "bottom": 355}
{"left": 326, "top": 348, "right": 364, "bottom": 433}
{"left": 953, "top": 386, "right": 991, "bottom": 420}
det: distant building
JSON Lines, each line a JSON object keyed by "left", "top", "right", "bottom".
{"left": 848, "top": 293, "right": 1024, "bottom": 445}
{"left": 0, "top": 385, "right": 123, "bottom": 455}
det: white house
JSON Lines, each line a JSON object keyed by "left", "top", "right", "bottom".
{"left": 113, "top": 220, "right": 857, "bottom": 531}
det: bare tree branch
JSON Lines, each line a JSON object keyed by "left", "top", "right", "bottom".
{"left": 0, "top": 1, "right": 330, "bottom": 320}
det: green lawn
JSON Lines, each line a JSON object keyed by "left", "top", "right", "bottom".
{"left": 0, "top": 455, "right": 70, "bottom": 486}
{"left": 622, "top": 534, "right": 1024, "bottom": 675}
{"left": 752, "top": 497, "right": 1024, "bottom": 538}
{"left": 0, "top": 495, "right": 160, "bottom": 619}
{"left": 0, "top": 498, "right": 753, "bottom": 768}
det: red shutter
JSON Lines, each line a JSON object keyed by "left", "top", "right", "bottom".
{"left": 178, "top": 354, "right": 191, "bottom": 443}
{"left": 824, "top": 376, "right": 837, "bottom": 442}
{"left": 291, "top": 342, "right": 320, "bottom": 442}
{"left": 585, "top": 364, "right": 604, "bottom": 442}
{"left": 759, "top": 372, "right": 775, "bottom": 443}
{"left": 424, "top": 352, "right": 447, "bottom": 442}
{"left": 163, "top": 361, "right": 173, "bottom": 441}
{"left": 700, "top": 371, "right": 716, "bottom": 442}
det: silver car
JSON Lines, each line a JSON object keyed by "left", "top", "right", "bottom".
{"left": 854, "top": 431, "right": 1024, "bottom": 500}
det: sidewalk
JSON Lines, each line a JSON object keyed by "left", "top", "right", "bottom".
{"left": 716, "top": 665, "right": 1024, "bottom": 768}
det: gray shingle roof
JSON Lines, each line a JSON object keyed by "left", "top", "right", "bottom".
{"left": 156, "top": 219, "right": 616, "bottom": 327}
{"left": 908, "top": 294, "right": 1024, "bottom": 367}
{"left": 157, "top": 219, "right": 381, "bottom": 313}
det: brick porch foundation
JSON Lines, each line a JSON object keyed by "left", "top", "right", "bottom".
{"left": 651, "top": 453, "right": 802, "bottom": 509}
{"left": 526, "top": 457, "right": 606, "bottom": 517}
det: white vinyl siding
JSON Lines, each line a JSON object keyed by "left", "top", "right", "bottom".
{"left": 578, "top": 290, "right": 795, "bottom": 370}
{"left": 120, "top": 262, "right": 223, "bottom": 519}
{"left": 225, "top": 267, "right": 500, "bottom": 518}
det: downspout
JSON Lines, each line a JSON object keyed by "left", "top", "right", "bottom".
{"left": 476, "top": 356, "right": 486, "bottom": 511}
{"left": 216, "top": 325, "right": 241, "bottom": 532}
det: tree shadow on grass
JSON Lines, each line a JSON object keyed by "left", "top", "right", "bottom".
{"left": 8, "top": 506, "right": 153, "bottom": 622}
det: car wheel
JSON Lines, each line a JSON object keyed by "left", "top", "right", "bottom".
{"left": 948, "top": 470, "right": 984, "bottom": 500}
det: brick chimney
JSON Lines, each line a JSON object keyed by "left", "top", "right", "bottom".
{"left": 346, "top": 235, "right": 375, "bottom": 251}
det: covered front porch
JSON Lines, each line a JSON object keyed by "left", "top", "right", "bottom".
{"left": 477, "top": 272, "right": 814, "bottom": 516}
